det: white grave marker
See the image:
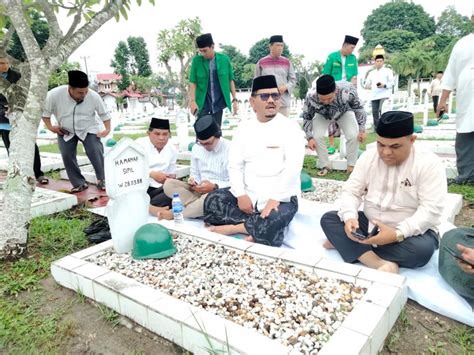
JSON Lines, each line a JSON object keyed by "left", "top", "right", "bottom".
{"left": 105, "top": 137, "right": 150, "bottom": 253}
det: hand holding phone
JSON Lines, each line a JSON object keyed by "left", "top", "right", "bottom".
{"left": 444, "top": 246, "right": 474, "bottom": 267}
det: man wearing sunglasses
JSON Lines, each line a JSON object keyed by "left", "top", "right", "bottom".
{"left": 203, "top": 75, "right": 305, "bottom": 247}
{"left": 158, "top": 114, "right": 230, "bottom": 220}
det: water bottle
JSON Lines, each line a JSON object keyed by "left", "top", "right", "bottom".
{"left": 172, "top": 192, "right": 184, "bottom": 224}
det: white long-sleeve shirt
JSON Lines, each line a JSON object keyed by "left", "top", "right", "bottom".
{"left": 364, "top": 66, "right": 394, "bottom": 101}
{"left": 229, "top": 113, "right": 305, "bottom": 211}
{"left": 136, "top": 137, "right": 177, "bottom": 188}
{"left": 190, "top": 138, "right": 230, "bottom": 188}
{"left": 338, "top": 146, "right": 447, "bottom": 238}
{"left": 442, "top": 33, "right": 474, "bottom": 133}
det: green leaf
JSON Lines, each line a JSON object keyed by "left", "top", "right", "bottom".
{"left": 119, "top": 6, "right": 128, "bottom": 20}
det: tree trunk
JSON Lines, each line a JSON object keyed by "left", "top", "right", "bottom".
{"left": 0, "top": 69, "right": 49, "bottom": 260}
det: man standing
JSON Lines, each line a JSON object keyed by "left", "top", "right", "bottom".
{"left": 136, "top": 118, "right": 177, "bottom": 213}
{"left": 364, "top": 54, "right": 394, "bottom": 128}
{"left": 42, "top": 70, "right": 110, "bottom": 192}
{"left": 189, "top": 33, "right": 238, "bottom": 127}
{"left": 437, "top": 11, "right": 473, "bottom": 185}
{"left": 429, "top": 71, "right": 443, "bottom": 113}
{"left": 158, "top": 115, "right": 230, "bottom": 220}
{"left": 254, "top": 35, "right": 297, "bottom": 117}
{"left": 303, "top": 75, "right": 366, "bottom": 176}
{"left": 0, "top": 55, "right": 48, "bottom": 184}
{"left": 320, "top": 111, "right": 446, "bottom": 274}
{"left": 203, "top": 75, "right": 305, "bottom": 247}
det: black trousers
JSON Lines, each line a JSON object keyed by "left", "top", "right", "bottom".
{"left": 371, "top": 98, "right": 386, "bottom": 129}
{"left": 432, "top": 95, "right": 439, "bottom": 113}
{"left": 203, "top": 188, "right": 298, "bottom": 247}
{"left": 320, "top": 211, "right": 439, "bottom": 268}
{"left": 1, "top": 129, "right": 44, "bottom": 178}
{"left": 455, "top": 132, "right": 474, "bottom": 184}
{"left": 147, "top": 186, "right": 172, "bottom": 208}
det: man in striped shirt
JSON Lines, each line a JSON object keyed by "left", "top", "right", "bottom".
{"left": 254, "top": 35, "right": 296, "bottom": 117}
{"left": 159, "top": 115, "right": 230, "bottom": 220}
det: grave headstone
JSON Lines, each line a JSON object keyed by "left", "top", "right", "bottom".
{"left": 176, "top": 108, "right": 190, "bottom": 152}
{"left": 105, "top": 137, "right": 150, "bottom": 253}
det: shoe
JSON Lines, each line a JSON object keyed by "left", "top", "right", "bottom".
{"left": 70, "top": 183, "right": 88, "bottom": 193}
{"left": 317, "top": 167, "right": 331, "bottom": 177}
{"left": 97, "top": 180, "right": 106, "bottom": 191}
{"left": 37, "top": 175, "right": 49, "bottom": 184}
{"left": 87, "top": 230, "right": 112, "bottom": 244}
{"left": 83, "top": 218, "right": 109, "bottom": 235}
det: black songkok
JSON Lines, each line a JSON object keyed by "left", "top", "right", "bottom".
{"left": 344, "top": 35, "right": 359, "bottom": 45}
{"left": 196, "top": 33, "right": 214, "bottom": 48}
{"left": 316, "top": 75, "right": 336, "bottom": 95}
{"left": 68, "top": 70, "right": 89, "bottom": 88}
{"left": 194, "top": 115, "right": 219, "bottom": 140}
{"left": 375, "top": 54, "right": 384, "bottom": 60}
{"left": 376, "top": 111, "right": 414, "bottom": 138}
{"left": 252, "top": 75, "right": 278, "bottom": 92}
{"left": 269, "top": 35, "right": 283, "bottom": 43}
{"left": 149, "top": 118, "right": 170, "bottom": 130}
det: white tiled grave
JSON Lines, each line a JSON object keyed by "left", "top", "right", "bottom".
{"left": 0, "top": 152, "right": 90, "bottom": 173}
{"left": 366, "top": 140, "right": 455, "bottom": 156}
{"left": 0, "top": 183, "right": 77, "bottom": 217}
{"left": 52, "top": 222, "right": 407, "bottom": 355}
{"left": 60, "top": 164, "right": 191, "bottom": 184}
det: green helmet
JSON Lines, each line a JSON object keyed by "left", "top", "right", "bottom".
{"left": 132, "top": 224, "right": 177, "bottom": 260}
{"left": 301, "top": 170, "right": 315, "bottom": 192}
{"left": 414, "top": 124, "right": 423, "bottom": 133}
{"left": 188, "top": 142, "right": 195, "bottom": 151}
{"left": 427, "top": 119, "right": 439, "bottom": 127}
{"left": 106, "top": 138, "right": 117, "bottom": 147}
{"left": 440, "top": 113, "right": 449, "bottom": 120}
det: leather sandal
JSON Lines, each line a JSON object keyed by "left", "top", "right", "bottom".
{"left": 317, "top": 167, "right": 331, "bottom": 177}
{"left": 70, "top": 183, "right": 88, "bottom": 193}
{"left": 37, "top": 175, "right": 49, "bottom": 184}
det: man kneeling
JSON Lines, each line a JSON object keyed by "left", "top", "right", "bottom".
{"left": 321, "top": 111, "right": 446, "bottom": 273}
{"left": 203, "top": 75, "right": 305, "bottom": 246}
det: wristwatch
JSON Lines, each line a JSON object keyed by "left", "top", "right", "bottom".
{"left": 395, "top": 229, "right": 405, "bottom": 243}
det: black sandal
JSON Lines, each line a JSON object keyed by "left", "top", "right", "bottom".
{"left": 37, "top": 175, "right": 49, "bottom": 184}
{"left": 70, "top": 183, "right": 88, "bottom": 193}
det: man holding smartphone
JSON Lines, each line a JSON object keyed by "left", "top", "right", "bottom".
{"left": 320, "top": 111, "right": 447, "bottom": 273}
{"left": 158, "top": 115, "right": 230, "bottom": 220}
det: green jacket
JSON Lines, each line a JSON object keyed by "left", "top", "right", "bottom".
{"left": 322, "top": 51, "right": 358, "bottom": 81}
{"left": 189, "top": 52, "right": 235, "bottom": 111}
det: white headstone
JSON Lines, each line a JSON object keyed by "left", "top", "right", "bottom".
{"left": 176, "top": 108, "right": 190, "bottom": 151}
{"left": 105, "top": 137, "right": 150, "bottom": 253}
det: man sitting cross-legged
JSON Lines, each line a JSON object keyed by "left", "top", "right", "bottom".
{"left": 203, "top": 75, "right": 305, "bottom": 247}
{"left": 320, "top": 111, "right": 447, "bottom": 273}
{"left": 156, "top": 114, "right": 230, "bottom": 220}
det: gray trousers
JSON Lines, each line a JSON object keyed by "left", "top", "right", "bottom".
{"left": 371, "top": 98, "right": 386, "bottom": 128}
{"left": 163, "top": 179, "right": 206, "bottom": 218}
{"left": 203, "top": 188, "right": 298, "bottom": 247}
{"left": 455, "top": 132, "right": 474, "bottom": 184}
{"left": 58, "top": 133, "right": 104, "bottom": 188}
{"left": 312, "top": 111, "right": 359, "bottom": 169}
{"left": 320, "top": 211, "right": 439, "bottom": 268}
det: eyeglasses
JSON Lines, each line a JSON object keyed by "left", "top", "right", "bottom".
{"left": 255, "top": 93, "right": 281, "bottom": 101}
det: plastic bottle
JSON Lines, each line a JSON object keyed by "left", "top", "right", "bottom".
{"left": 172, "top": 192, "right": 184, "bottom": 224}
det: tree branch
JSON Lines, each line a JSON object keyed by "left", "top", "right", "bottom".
{"left": 37, "top": 0, "right": 63, "bottom": 55}
{"left": 63, "top": 0, "right": 87, "bottom": 42}
{"left": 0, "top": 25, "right": 14, "bottom": 51}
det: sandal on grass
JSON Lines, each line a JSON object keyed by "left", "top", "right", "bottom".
{"left": 317, "top": 167, "right": 331, "bottom": 177}
{"left": 37, "top": 175, "right": 49, "bottom": 184}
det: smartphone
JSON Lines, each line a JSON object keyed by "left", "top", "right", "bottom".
{"left": 444, "top": 246, "right": 474, "bottom": 267}
{"left": 368, "top": 225, "right": 379, "bottom": 237}
{"left": 351, "top": 230, "right": 369, "bottom": 240}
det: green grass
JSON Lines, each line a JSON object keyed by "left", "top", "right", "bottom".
{"left": 39, "top": 143, "right": 85, "bottom": 155}
{"left": 448, "top": 184, "right": 474, "bottom": 204}
{"left": 448, "top": 325, "right": 474, "bottom": 354}
{"left": 113, "top": 132, "right": 146, "bottom": 141}
{"left": 0, "top": 208, "right": 94, "bottom": 353}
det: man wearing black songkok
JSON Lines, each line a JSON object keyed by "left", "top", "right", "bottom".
{"left": 320, "top": 111, "right": 447, "bottom": 273}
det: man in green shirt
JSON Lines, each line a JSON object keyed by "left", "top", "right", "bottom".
{"left": 189, "top": 33, "right": 238, "bottom": 127}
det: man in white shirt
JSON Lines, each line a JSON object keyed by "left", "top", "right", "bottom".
{"left": 42, "top": 70, "right": 111, "bottom": 192}
{"left": 136, "top": 118, "right": 177, "bottom": 213}
{"left": 364, "top": 55, "right": 394, "bottom": 128}
{"left": 158, "top": 114, "right": 230, "bottom": 220}
{"left": 321, "top": 111, "right": 446, "bottom": 273}
{"left": 437, "top": 11, "right": 474, "bottom": 185}
{"left": 428, "top": 71, "right": 443, "bottom": 113}
{"left": 203, "top": 75, "right": 305, "bottom": 247}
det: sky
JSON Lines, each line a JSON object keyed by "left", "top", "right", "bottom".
{"left": 65, "top": 0, "right": 472, "bottom": 76}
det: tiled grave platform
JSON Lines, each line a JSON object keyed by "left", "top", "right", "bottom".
{"left": 366, "top": 140, "right": 455, "bottom": 155}
{"left": 0, "top": 183, "right": 77, "bottom": 217}
{"left": 52, "top": 222, "right": 407, "bottom": 355}
{"left": 0, "top": 152, "right": 90, "bottom": 172}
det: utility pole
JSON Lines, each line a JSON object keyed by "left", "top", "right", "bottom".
{"left": 80, "top": 55, "right": 90, "bottom": 76}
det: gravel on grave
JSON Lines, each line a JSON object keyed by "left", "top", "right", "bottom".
{"left": 301, "top": 179, "right": 344, "bottom": 204}
{"left": 89, "top": 235, "right": 366, "bottom": 353}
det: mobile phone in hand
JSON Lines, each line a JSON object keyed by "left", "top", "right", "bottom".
{"left": 368, "top": 225, "right": 379, "bottom": 237}
{"left": 444, "top": 246, "right": 474, "bottom": 267}
{"left": 351, "top": 230, "right": 369, "bottom": 240}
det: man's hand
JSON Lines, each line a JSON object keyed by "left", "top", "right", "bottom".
{"left": 358, "top": 131, "right": 366, "bottom": 143}
{"left": 436, "top": 102, "right": 448, "bottom": 117}
{"left": 278, "top": 85, "right": 287, "bottom": 95}
{"left": 360, "top": 221, "right": 397, "bottom": 246}
{"left": 260, "top": 199, "right": 280, "bottom": 219}
{"left": 344, "top": 218, "right": 360, "bottom": 242}
{"left": 307, "top": 138, "right": 316, "bottom": 151}
{"left": 96, "top": 128, "right": 110, "bottom": 138}
{"left": 457, "top": 244, "right": 474, "bottom": 274}
{"left": 237, "top": 195, "right": 253, "bottom": 214}
{"left": 232, "top": 100, "right": 238, "bottom": 115}
{"left": 192, "top": 180, "right": 215, "bottom": 194}
{"left": 188, "top": 177, "right": 198, "bottom": 186}
{"left": 166, "top": 173, "right": 176, "bottom": 179}
{"left": 190, "top": 101, "right": 199, "bottom": 116}
{"left": 49, "top": 125, "right": 65, "bottom": 135}
{"left": 150, "top": 171, "right": 168, "bottom": 184}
